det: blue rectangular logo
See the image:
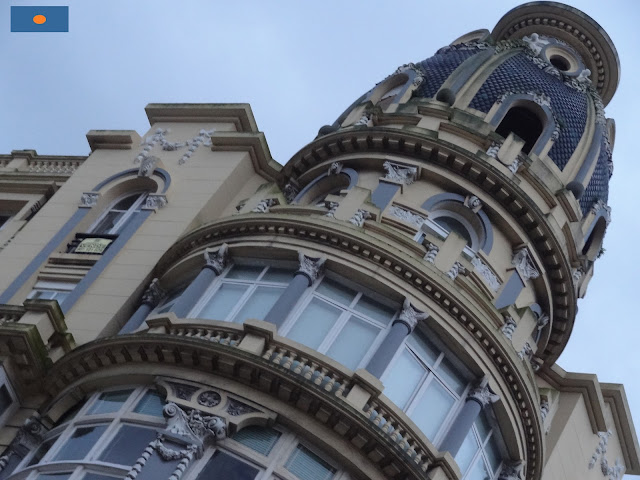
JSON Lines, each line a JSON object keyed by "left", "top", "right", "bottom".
{"left": 11, "top": 6, "right": 69, "bottom": 32}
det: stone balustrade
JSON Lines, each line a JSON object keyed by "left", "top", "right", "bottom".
{"left": 142, "top": 315, "right": 460, "bottom": 480}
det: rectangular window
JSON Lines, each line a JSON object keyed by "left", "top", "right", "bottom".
{"left": 283, "top": 276, "right": 397, "bottom": 370}
{"left": 192, "top": 265, "right": 293, "bottom": 324}
{"left": 27, "top": 281, "right": 77, "bottom": 305}
{"left": 87, "top": 389, "right": 133, "bottom": 415}
{"left": 231, "top": 426, "right": 281, "bottom": 456}
{"left": 285, "top": 444, "right": 336, "bottom": 480}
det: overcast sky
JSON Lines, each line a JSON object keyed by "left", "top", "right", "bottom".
{"left": 2, "top": 0, "right": 639, "bottom": 474}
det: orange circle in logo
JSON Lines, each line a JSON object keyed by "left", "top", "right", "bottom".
{"left": 33, "top": 14, "right": 47, "bottom": 24}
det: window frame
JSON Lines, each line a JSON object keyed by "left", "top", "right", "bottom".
{"left": 13, "top": 387, "right": 167, "bottom": 480}
{"left": 278, "top": 272, "right": 399, "bottom": 371}
{"left": 27, "top": 281, "right": 77, "bottom": 305}
{"left": 188, "top": 263, "right": 295, "bottom": 323}
{"left": 88, "top": 191, "right": 148, "bottom": 236}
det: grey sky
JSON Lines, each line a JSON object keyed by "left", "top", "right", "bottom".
{"left": 2, "top": 0, "right": 639, "bottom": 473}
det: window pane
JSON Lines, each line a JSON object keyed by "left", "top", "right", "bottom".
{"left": 195, "top": 450, "right": 259, "bottom": 480}
{"left": 485, "top": 434, "right": 502, "bottom": 473}
{"left": 93, "top": 211, "right": 124, "bottom": 234}
{"left": 199, "top": 283, "right": 248, "bottom": 320}
{"left": 326, "top": 316, "right": 380, "bottom": 370}
{"left": 261, "top": 267, "right": 295, "bottom": 283}
{"left": 133, "top": 390, "right": 165, "bottom": 416}
{"left": 225, "top": 265, "right": 263, "bottom": 280}
{"left": 232, "top": 286, "right": 285, "bottom": 323}
{"left": 353, "top": 295, "right": 396, "bottom": 324}
{"left": 406, "top": 334, "right": 440, "bottom": 367}
{"left": 410, "top": 380, "right": 455, "bottom": 439}
{"left": 0, "top": 385, "right": 12, "bottom": 416}
{"left": 99, "top": 424, "right": 157, "bottom": 465}
{"left": 88, "top": 389, "right": 133, "bottom": 415}
{"left": 113, "top": 194, "right": 140, "bottom": 210}
{"left": 285, "top": 445, "right": 336, "bottom": 480}
{"left": 135, "top": 439, "right": 182, "bottom": 480}
{"left": 28, "top": 436, "right": 59, "bottom": 466}
{"left": 37, "top": 474, "right": 73, "bottom": 480}
{"left": 474, "top": 412, "right": 491, "bottom": 443}
{"left": 436, "top": 358, "right": 466, "bottom": 396}
{"left": 383, "top": 349, "right": 425, "bottom": 409}
{"left": 54, "top": 425, "right": 107, "bottom": 460}
{"left": 286, "top": 298, "right": 341, "bottom": 349}
{"left": 316, "top": 278, "right": 357, "bottom": 306}
{"left": 232, "top": 426, "right": 281, "bottom": 456}
{"left": 454, "top": 430, "right": 479, "bottom": 474}
{"left": 465, "top": 457, "right": 491, "bottom": 480}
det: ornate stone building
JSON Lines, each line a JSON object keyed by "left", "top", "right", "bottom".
{"left": 0, "top": 2, "right": 636, "bottom": 480}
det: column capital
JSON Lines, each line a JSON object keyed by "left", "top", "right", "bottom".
{"left": 203, "top": 244, "right": 229, "bottom": 275}
{"left": 498, "top": 460, "right": 525, "bottom": 480}
{"left": 393, "top": 298, "right": 428, "bottom": 332}
{"left": 467, "top": 376, "right": 499, "bottom": 407}
{"left": 141, "top": 278, "right": 165, "bottom": 308}
{"left": 296, "top": 253, "right": 326, "bottom": 286}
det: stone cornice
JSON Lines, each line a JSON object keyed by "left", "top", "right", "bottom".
{"left": 41, "top": 330, "right": 460, "bottom": 480}
{"left": 152, "top": 215, "right": 542, "bottom": 480}
{"left": 278, "top": 127, "right": 575, "bottom": 366}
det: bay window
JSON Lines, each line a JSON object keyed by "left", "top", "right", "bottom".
{"left": 279, "top": 276, "right": 398, "bottom": 371}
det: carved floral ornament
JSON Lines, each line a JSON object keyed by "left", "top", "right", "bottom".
{"left": 589, "top": 430, "right": 625, "bottom": 480}
{"left": 296, "top": 252, "right": 326, "bottom": 284}
{"left": 134, "top": 127, "right": 216, "bottom": 166}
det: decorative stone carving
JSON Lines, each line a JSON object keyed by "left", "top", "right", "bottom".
{"left": 141, "top": 278, "right": 165, "bottom": 308}
{"left": 498, "top": 461, "right": 525, "bottom": 480}
{"left": 591, "top": 199, "right": 612, "bottom": 225}
{"left": 136, "top": 128, "right": 168, "bottom": 164}
{"left": 467, "top": 376, "right": 499, "bottom": 407}
{"left": 383, "top": 161, "right": 417, "bottom": 185}
{"left": 204, "top": 244, "right": 229, "bottom": 275}
{"left": 508, "top": 158, "right": 522, "bottom": 174}
{"left": 144, "top": 194, "right": 168, "bottom": 209}
{"left": 328, "top": 162, "right": 343, "bottom": 175}
{"left": 167, "top": 382, "right": 200, "bottom": 401}
{"left": 518, "top": 342, "right": 534, "bottom": 361}
{"left": 283, "top": 183, "right": 299, "bottom": 204}
{"left": 297, "top": 253, "right": 325, "bottom": 284}
{"left": 576, "top": 68, "right": 592, "bottom": 85}
{"left": 446, "top": 262, "right": 466, "bottom": 280}
{"left": 424, "top": 242, "right": 439, "bottom": 264}
{"left": 535, "top": 312, "right": 550, "bottom": 332}
{"left": 394, "top": 62, "right": 426, "bottom": 88}
{"left": 572, "top": 268, "right": 584, "bottom": 284}
{"left": 138, "top": 155, "right": 158, "bottom": 177}
{"left": 0, "top": 414, "right": 50, "bottom": 473}
{"left": 80, "top": 192, "right": 99, "bottom": 207}
{"left": 498, "top": 90, "right": 551, "bottom": 109}
{"left": 512, "top": 248, "right": 540, "bottom": 281}
{"left": 540, "top": 397, "right": 550, "bottom": 423}
{"left": 501, "top": 315, "right": 517, "bottom": 340}
{"left": 252, "top": 198, "right": 277, "bottom": 213}
{"left": 349, "top": 209, "right": 371, "bottom": 227}
{"left": 589, "top": 430, "right": 625, "bottom": 480}
{"left": 125, "top": 403, "right": 226, "bottom": 480}
{"left": 178, "top": 129, "right": 216, "bottom": 165}
{"left": 388, "top": 205, "right": 426, "bottom": 228}
{"left": 198, "top": 391, "right": 222, "bottom": 408}
{"left": 471, "top": 256, "right": 501, "bottom": 292}
{"left": 522, "top": 33, "right": 550, "bottom": 55}
{"left": 324, "top": 201, "right": 339, "bottom": 218}
{"left": 486, "top": 142, "right": 500, "bottom": 159}
{"left": 464, "top": 195, "right": 482, "bottom": 212}
{"left": 354, "top": 113, "right": 372, "bottom": 127}
{"left": 395, "top": 298, "right": 428, "bottom": 332}
{"left": 235, "top": 200, "right": 247, "bottom": 212}
{"left": 226, "top": 398, "right": 259, "bottom": 416}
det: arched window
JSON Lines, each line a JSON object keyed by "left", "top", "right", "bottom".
{"left": 495, "top": 106, "right": 544, "bottom": 155}
{"left": 294, "top": 168, "right": 358, "bottom": 207}
{"left": 90, "top": 191, "right": 148, "bottom": 235}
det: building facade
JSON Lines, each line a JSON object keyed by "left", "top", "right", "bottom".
{"left": 0, "top": 2, "right": 636, "bottom": 480}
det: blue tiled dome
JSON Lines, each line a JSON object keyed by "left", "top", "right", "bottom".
{"left": 415, "top": 48, "right": 481, "bottom": 99}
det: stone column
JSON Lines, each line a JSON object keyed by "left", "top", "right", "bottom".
{"left": 171, "top": 244, "right": 229, "bottom": 318}
{"left": 263, "top": 253, "right": 325, "bottom": 330}
{"left": 439, "top": 376, "right": 499, "bottom": 456}
{"left": 119, "top": 278, "right": 165, "bottom": 334}
{"left": 365, "top": 298, "right": 428, "bottom": 378}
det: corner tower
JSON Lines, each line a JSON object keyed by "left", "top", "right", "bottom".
{"left": 0, "top": 3, "right": 635, "bottom": 480}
